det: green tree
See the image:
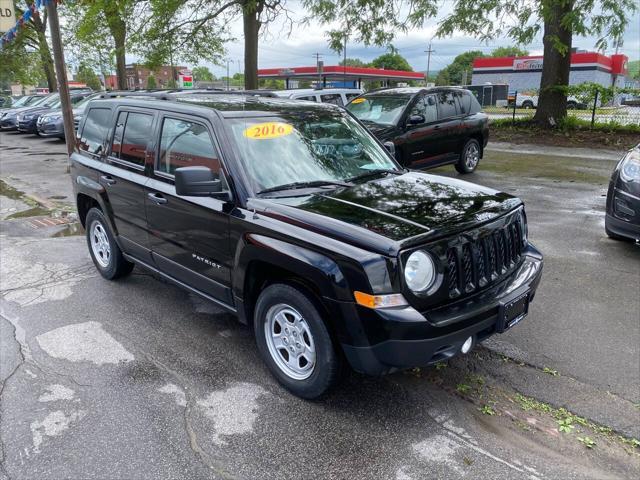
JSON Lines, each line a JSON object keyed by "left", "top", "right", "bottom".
{"left": 146, "top": 75, "right": 157, "bottom": 89}
{"left": 339, "top": 58, "right": 369, "bottom": 67}
{"left": 192, "top": 66, "right": 215, "bottom": 82}
{"left": 76, "top": 64, "right": 102, "bottom": 91}
{"left": 370, "top": 52, "right": 412, "bottom": 71}
{"left": 490, "top": 46, "right": 529, "bottom": 58}
{"left": 436, "top": 50, "right": 484, "bottom": 86}
{"left": 0, "top": 40, "right": 46, "bottom": 92}
{"left": 305, "top": 0, "right": 636, "bottom": 127}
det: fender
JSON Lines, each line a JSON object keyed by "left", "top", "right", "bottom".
{"left": 233, "top": 234, "right": 351, "bottom": 303}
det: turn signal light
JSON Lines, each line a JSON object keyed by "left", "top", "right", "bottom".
{"left": 353, "top": 291, "right": 408, "bottom": 309}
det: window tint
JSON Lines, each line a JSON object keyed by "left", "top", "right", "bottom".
{"left": 410, "top": 95, "right": 437, "bottom": 123}
{"left": 158, "top": 117, "right": 223, "bottom": 179}
{"left": 457, "top": 92, "right": 470, "bottom": 115}
{"left": 345, "top": 93, "right": 361, "bottom": 101}
{"left": 116, "top": 112, "right": 152, "bottom": 166}
{"left": 296, "top": 95, "right": 317, "bottom": 102}
{"left": 436, "top": 92, "right": 458, "bottom": 119}
{"left": 468, "top": 93, "right": 482, "bottom": 114}
{"left": 320, "top": 94, "right": 344, "bottom": 106}
{"left": 80, "top": 108, "right": 111, "bottom": 155}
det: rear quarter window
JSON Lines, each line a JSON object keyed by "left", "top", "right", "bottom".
{"left": 79, "top": 108, "right": 111, "bottom": 155}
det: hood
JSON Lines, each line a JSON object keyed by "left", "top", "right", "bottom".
{"left": 361, "top": 121, "right": 399, "bottom": 140}
{"left": 2, "top": 105, "right": 40, "bottom": 117}
{"left": 251, "top": 171, "right": 522, "bottom": 254}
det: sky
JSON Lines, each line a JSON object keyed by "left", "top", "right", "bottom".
{"left": 194, "top": 1, "right": 640, "bottom": 78}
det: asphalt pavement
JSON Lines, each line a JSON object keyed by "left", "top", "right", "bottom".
{"left": 1, "top": 131, "right": 639, "bottom": 479}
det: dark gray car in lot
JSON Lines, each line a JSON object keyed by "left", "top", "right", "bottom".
{"left": 0, "top": 94, "right": 53, "bottom": 130}
{"left": 37, "top": 92, "right": 100, "bottom": 138}
{"left": 18, "top": 92, "right": 92, "bottom": 134}
{"left": 606, "top": 144, "right": 640, "bottom": 242}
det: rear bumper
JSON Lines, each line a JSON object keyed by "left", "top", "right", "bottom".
{"left": 334, "top": 243, "right": 543, "bottom": 375}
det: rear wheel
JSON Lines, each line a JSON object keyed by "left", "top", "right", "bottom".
{"left": 254, "top": 283, "right": 342, "bottom": 399}
{"left": 455, "top": 138, "right": 481, "bottom": 174}
{"left": 522, "top": 101, "right": 534, "bottom": 109}
{"left": 86, "top": 208, "right": 134, "bottom": 280}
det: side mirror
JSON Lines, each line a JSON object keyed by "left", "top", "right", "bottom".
{"left": 383, "top": 141, "right": 396, "bottom": 156}
{"left": 175, "top": 166, "right": 222, "bottom": 197}
{"left": 407, "top": 114, "right": 425, "bottom": 125}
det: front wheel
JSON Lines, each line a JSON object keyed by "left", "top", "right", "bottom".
{"left": 455, "top": 138, "right": 481, "bottom": 174}
{"left": 254, "top": 283, "right": 343, "bottom": 399}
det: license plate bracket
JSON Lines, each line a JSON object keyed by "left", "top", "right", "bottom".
{"left": 497, "top": 290, "right": 530, "bottom": 333}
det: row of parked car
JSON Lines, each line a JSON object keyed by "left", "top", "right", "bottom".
{"left": 2, "top": 86, "right": 491, "bottom": 175}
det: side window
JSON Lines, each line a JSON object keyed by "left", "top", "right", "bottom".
{"left": 457, "top": 92, "right": 470, "bottom": 115}
{"left": 116, "top": 112, "right": 153, "bottom": 166}
{"left": 437, "top": 92, "right": 458, "bottom": 119}
{"left": 158, "top": 117, "right": 226, "bottom": 188}
{"left": 79, "top": 108, "right": 111, "bottom": 155}
{"left": 410, "top": 95, "right": 437, "bottom": 123}
{"left": 345, "top": 93, "right": 361, "bottom": 102}
{"left": 320, "top": 94, "right": 344, "bottom": 106}
{"left": 296, "top": 95, "right": 316, "bottom": 102}
{"left": 468, "top": 93, "right": 482, "bottom": 114}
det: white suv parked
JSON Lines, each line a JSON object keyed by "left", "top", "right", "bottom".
{"left": 272, "top": 88, "right": 363, "bottom": 106}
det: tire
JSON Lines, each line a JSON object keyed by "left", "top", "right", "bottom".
{"left": 522, "top": 101, "right": 534, "bottom": 109}
{"left": 85, "top": 207, "right": 134, "bottom": 280}
{"left": 455, "top": 138, "right": 481, "bottom": 174}
{"left": 254, "top": 283, "right": 343, "bottom": 399}
{"left": 567, "top": 101, "right": 577, "bottom": 110}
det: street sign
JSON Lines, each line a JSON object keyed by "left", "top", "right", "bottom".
{"left": 0, "top": 0, "right": 16, "bottom": 33}
{"left": 178, "top": 70, "right": 193, "bottom": 89}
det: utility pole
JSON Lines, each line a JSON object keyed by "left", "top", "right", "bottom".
{"left": 313, "top": 53, "right": 323, "bottom": 88}
{"left": 46, "top": 0, "right": 75, "bottom": 169}
{"left": 226, "top": 59, "right": 231, "bottom": 91}
{"left": 425, "top": 42, "right": 435, "bottom": 84}
{"left": 343, "top": 34, "right": 347, "bottom": 87}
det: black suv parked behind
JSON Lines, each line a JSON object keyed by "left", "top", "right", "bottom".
{"left": 346, "top": 87, "right": 489, "bottom": 173}
{"left": 72, "top": 93, "right": 542, "bottom": 398}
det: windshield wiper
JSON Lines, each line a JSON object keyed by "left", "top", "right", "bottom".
{"left": 347, "top": 169, "right": 404, "bottom": 183}
{"left": 257, "top": 180, "right": 353, "bottom": 195}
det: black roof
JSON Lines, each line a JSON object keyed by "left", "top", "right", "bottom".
{"left": 89, "top": 93, "right": 344, "bottom": 118}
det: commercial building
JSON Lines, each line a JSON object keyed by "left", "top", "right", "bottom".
{"left": 471, "top": 51, "right": 629, "bottom": 92}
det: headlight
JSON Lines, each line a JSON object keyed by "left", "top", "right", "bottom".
{"left": 404, "top": 250, "right": 436, "bottom": 293}
{"left": 619, "top": 149, "right": 640, "bottom": 182}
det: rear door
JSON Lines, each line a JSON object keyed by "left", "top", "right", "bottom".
{"left": 100, "top": 108, "right": 155, "bottom": 262}
{"left": 144, "top": 113, "right": 234, "bottom": 307}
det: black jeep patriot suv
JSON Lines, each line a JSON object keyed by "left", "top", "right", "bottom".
{"left": 71, "top": 93, "right": 543, "bottom": 398}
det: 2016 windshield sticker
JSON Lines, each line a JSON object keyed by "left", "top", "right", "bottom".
{"left": 243, "top": 122, "right": 293, "bottom": 139}
{"left": 350, "top": 97, "right": 366, "bottom": 104}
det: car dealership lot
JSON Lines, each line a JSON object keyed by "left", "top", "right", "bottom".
{"left": 1, "top": 132, "right": 639, "bottom": 479}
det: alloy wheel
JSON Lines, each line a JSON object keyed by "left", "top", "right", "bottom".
{"left": 264, "top": 304, "right": 316, "bottom": 380}
{"left": 465, "top": 144, "right": 480, "bottom": 170}
{"left": 90, "top": 221, "right": 111, "bottom": 268}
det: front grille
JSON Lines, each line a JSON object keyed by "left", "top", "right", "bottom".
{"left": 446, "top": 212, "right": 525, "bottom": 299}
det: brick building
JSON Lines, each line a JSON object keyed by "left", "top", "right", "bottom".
{"left": 124, "top": 64, "right": 188, "bottom": 89}
{"left": 471, "top": 51, "right": 629, "bottom": 92}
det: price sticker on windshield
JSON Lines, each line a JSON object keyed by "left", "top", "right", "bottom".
{"left": 243, "top": 122, "right": 293, "bottom": 140}
{"left": 350, "top": 97, "right": 366, "bottom": 104}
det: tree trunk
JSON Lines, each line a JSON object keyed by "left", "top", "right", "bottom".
{"left": 243, "top": 2, "right": 262, "bottom": 90}
{"left": 113, "top": 31, "right": 127, "bottom": 90}
{"left": 103, "top": 3, "right": 128, "bottom": 91}
{"left": 31, "top": 12, "right": 57, "bottom": 92}
{"left": 533, "top": 0, "right": 574, "bottom": 127}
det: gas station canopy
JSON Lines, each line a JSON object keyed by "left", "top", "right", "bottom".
{"left": 257, "top": 65, "right": 425, "bottom": 87}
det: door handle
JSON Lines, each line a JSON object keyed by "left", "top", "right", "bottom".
{"left": 433, "top": 125, "right": 441, "bottom": 130}
{"left": 100, "top": 175, "right": 116, "bottom": 186}
{"left": 147, "top": 192, "right": 168, "bottom": 205}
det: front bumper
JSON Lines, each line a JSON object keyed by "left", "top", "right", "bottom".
{"left": 37, "top": 118, "right": 64, "bottom": 137}
{"left": 17, "top": 118, "right": 38, "bottom": 133}
{"left": 605, "top": 182, "right": 640, "bottom": 241}
{"left": 335, "top": 243, "right": 543, "bottom": 375}
{"left": 0, "top": 117, "right": 17, "bottom": 130}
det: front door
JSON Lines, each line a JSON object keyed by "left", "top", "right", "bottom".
{"left": 144, "top": 114, "right": 234, "bottom": 307}
{"left": 101, "top": 108, "right": 154, "bottom": 262}
{"left": 404, "top": 94, "right": 448, "bottom": 166}
{"left": 433, "top": 91, "right": 463, "bottom": 159}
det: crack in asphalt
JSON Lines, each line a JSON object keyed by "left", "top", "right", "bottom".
{"left": 0, "top": 314, "right": 25, "bottom": 480}
{"left": 138, "top": 351, "right": 237, "bottom": 479}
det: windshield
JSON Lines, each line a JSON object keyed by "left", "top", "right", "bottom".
{"left": 30, "top": 95, "right": 57, "bottom": 107}
{"left": 74, "top": 93, "right": 99, "bottom": 113}
{"left": 346, "top": 95, "right": 410, "bottom": 126}
{"left": 227, "top": 110, "right": 398, "bottom": 194}
{"left": 10, "top": 96, "right": 30, "bottom": 107}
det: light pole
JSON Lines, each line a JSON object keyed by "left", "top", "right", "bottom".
{"left": 226, "top": 59, "right": 234, "bottom": 91}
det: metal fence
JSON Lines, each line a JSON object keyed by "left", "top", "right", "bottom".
{"left": 482, "top": 90, "right": 640, "bottom": 127}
